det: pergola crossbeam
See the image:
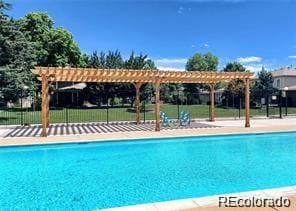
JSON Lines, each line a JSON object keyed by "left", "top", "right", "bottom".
{"left": 33, "top": 67, "right": 253, "bottom": 83}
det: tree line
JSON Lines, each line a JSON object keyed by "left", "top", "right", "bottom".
{"left": 0, "top": 0, "right": 274, "bottom": 108}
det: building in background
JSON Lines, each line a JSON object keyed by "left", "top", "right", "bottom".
{"left": 51, "top": 82, "right": 86, "bottom": 107}
{"left": 272, "top": 67, "right": 296, "bottom": 106}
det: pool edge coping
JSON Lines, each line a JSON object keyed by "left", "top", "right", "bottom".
{"left": 101, "top": 186, "right": 296, "bottom": 211}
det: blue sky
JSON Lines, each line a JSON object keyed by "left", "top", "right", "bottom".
{"left": 7, "top": 0, "right": 296, "bottom": 72}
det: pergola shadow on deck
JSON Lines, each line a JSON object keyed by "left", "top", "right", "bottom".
{"left": 3, "top": 122, "right": 219, "bottom": 138}
{"left": 32, "top": 67, "right": 254, "bottom": 137}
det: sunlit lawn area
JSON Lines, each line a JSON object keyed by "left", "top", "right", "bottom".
{"left": 0, "top": 104, "right": 295, "bottom": 125}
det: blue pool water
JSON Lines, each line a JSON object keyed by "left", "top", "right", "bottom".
{"left": 1, "top": 132, "right": 296, "bottom": 210}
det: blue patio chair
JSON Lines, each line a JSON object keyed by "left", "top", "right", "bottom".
{"left": 160, "top": 111, "right": 175, "bottom": 127}
{"left": 180, "top": 111, "right": 191, "bottom": 126}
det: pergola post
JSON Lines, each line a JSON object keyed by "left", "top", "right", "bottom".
{"left": 245, "top": 78, "right": 250, "bottom": 127}
{"left": 155, "top": 81, "right": 161, "bottom": 131}
{"left": 41, "top": 75, "right": 49, "bottom": 137}
{"left": 133, "top": 82, "right": 142, "bottom": 124}
{"left": 210, "top": 83, "right": 215, "bottom": 122}
{"left": 46, "top": 89, "right": 50, "bottom": 127}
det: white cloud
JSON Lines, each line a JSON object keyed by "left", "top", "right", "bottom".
{"left": 157, "top": 66, "right": 185, "bottom": 71}
{"left": 288, "top": 55, "right": 296, "bottom": 59}
{"left": 177, "top": 6, "right": 184, "bottom": 14}
{"left": 237, "top": 56, "right": 262, "bottom": 63}
{"left": 155, "top": 58, "right": 187, "bottom": 70}
{"left": 204, "top": 43, "right": 209, "bottom": 48}
{"left": 155, "top": 58, "right": 187, "bottom": 64}
{"left": 177, "top": 6, "right": 192, "bottom": 14}
{"left": 244, "top": 65, "right": 263, "bottom": 73}
{"left": 244, "top": 63, "right": 274, "bottom": 73}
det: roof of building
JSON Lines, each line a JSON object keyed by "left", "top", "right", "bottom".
{"left": 272, "top": 67, "right": 296, "bottom": 77}
{"left": 284, "top": 85, "right": 296, "bottom": 90}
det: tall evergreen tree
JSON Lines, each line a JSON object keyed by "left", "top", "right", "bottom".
{"left": 105, "top": 50, "right": 123, "bottom": 69}
{"left": 0, "top": 1, "right": 36, "bottom": 102}
{"left": 254, "top": 67, "right": 274, "bottom": 91}
{"left": 125, "top": 52, "right": 148, "bottom": 69}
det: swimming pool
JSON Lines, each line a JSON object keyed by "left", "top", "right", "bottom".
{"left": 1, "top": 132, "right": 296, "bottom": 209}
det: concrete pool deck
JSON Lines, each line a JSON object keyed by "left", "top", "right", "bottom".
{"left": 1, "top": 118, "right": 296, "bottom": 147}
{"left": 103, "top": 186, "right": 296, "bottom": 211}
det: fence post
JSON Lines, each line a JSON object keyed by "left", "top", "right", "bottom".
{"left": 106, "top": 93, "right": 109, "bottom": 125}
{"left": 177, "top": 91, "right": 180, "bottom": 120}
{"left": 20, "top": 90, "right": 23, "bottom": 126}
{"left": 143, "top": 100, "right": 146, "bottom": 123}
{"left": 232, "top": 93, "right": 235, "bottom": 109}
{"left": 232, "top": 92, "right": 235, "bottom": 119}
{"left": 239, "top": 97, "right": 241, "bottom": 118}
{"left": 208, "top": 101, "right": 210, "bottom": 120}
{"left": 285, "top": 95, "right": 288, "bottom": 116}
{"left": 266, "top": 92, "right": 269, "bottom": 117}
{"left": 279, "top": 91, "right": 282, "bottom": 118}
{"left": 66, "top": 107, "right": 69, "bottom": 126}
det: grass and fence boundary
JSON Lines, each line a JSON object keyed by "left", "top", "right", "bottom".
{"left": 1, "top": 103, "right": 295, "bottom": 126}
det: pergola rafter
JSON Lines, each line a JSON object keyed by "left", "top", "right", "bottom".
{"left": 31, "top": 67, "right": 254, "bottom": 137}
{"left": 33, "top": 67, "right": 253, "bottom": 83}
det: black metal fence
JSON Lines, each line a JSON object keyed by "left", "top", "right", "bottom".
{"left": 1, "top": 85, "right": 296, "bottom": 126}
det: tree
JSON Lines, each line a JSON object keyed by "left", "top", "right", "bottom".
{"left": 254, "top": 67, "right": 274, "bottom": 91}
{"left": 18, "top": 12, "right": 53, "bottom": 42}
{"left": 184, "top": 52, "right": 218, "bottom": 104}
{"left": 81, "top": 54, "right": 90, "bottom": 68}
{"left": 1, "top": 5, "right": 85, "bottom": 104}
{"left": 88, "top": 51, "right": 106, "bottom": 68}
{"left": 186, "top": 52, "right": 218, "bottom": 71}
{"left": 105, "top": 50, "right": 123, "bottom": 69}
{"left": 125, "top": 52, "right": 148, "bottom": 69}
{"left": 43, "top": 28, "right": 83, "bottom": 66}
{"left": 83, "top": 51, "right": 157, "bottom": 106}
{"left": 251, "top": 67, "right": 275, "bottom": 107}
{"left": 143, "top": 59, "right": 157, "bottom": 70}
{"left": 0, "top": 1, "right": 36, "bottom": 102}
{"left": 222, "top": 62, "right": 247, "bottom": 107}
{"left": 83, "top": 50, "right": 124, "bottom": 105}
{"left": 223, "top": 62, "right": 246, "bottom": 72}
{"left": 223, "top": 62, "right": 247, "bottom": 92}
{"left": 0, "top": 0, "right": 11, "bottom": 10}
{"left": 19, "top": 12, "right": 84, "bottom": 67}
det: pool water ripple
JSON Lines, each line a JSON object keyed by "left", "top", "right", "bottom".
{"left": 0, "top": 132, "right": 296, "bottom": 209}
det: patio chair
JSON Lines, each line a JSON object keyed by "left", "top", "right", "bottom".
{"left": 160, "top": 111, "right": 175, "bottom": 127}
{"left": 180, "top": 111, "right": 191, "bottom": 126}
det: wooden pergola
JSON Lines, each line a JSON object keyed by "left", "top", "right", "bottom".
{"left": 32, "top": 67, "right": 254, "bottom": 137}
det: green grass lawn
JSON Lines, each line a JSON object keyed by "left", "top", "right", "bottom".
{"left": 1, "top": 104, "right": 295, "bottom": 125}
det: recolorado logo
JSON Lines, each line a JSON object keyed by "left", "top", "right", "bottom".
{"left": 218, "top": 196, "right": 291, "bottom": 208}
